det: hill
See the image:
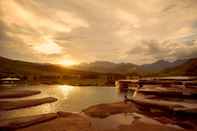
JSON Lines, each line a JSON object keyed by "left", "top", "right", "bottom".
{"left": 0, "top": 56, "right": 195, "bottom": 78}
{"left": 71, "top": 59, "right": 187, "bottom": 75}
{"left": 161, "top": 58, "right": 197, "bottom": 76}
{"left": 0, "top": 56, "right": 97, "bottom": 77}
{"left": 0, "top": 56, "right": 126, "bottom": 85}
{"left": 140, "top": 59, "right": 187, "bottom": 72}
{"left": 71, "top": 61, "right": 141, "bottom": 74}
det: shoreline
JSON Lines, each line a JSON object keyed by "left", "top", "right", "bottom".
{"left": 0, "top": 102, "right": 195, "bottom": 131}
{"left": 0, "top": 86, "right": 196, "bottom": 131}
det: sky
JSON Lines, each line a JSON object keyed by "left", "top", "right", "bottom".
{"left": 0, "top": 0, "right": 197, "bottom": 66}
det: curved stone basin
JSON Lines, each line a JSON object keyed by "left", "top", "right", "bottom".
{"left": 83, "top": 102, "right": 138, "bottom": 118}
{"left": 0, "top": 90, "right": 41, "bottom": 98}
{"left": 0, "top": 112, "right": 94, "bottom": 131}
{"left": 0, "top": 97, "right": 57, "bottom": 110}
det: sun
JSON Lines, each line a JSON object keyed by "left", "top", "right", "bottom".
{"left": 58, "top": 59, "right": 78, "bottom": 67}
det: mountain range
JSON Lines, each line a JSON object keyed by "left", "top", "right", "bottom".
{"left": 71, "top": 59, "right": 188, "bottom": 74}
{"left": 161, "top": 58, "right": 197, "bottom": 76}
{"left": 140, "top": 59, "right": 187, "bottom": 72}
{"left": 0, "top": 56, "right": 97, "bottom": 77}
{"left": 0, "top": 56, "right": 197, "bottom": 76}
{"left": 71, "top": 61, "right": 139, "bottom": 74}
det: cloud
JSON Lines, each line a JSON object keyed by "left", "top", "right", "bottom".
{"left": 0, "top": 0, "right": 197, "bottom": 64}
{"left": 32, "top": 40, "right": 63, "bottom": 55}
{"left": 0, "top": 21, "right": 11, "bottom": 43}
{"left": 127, "top": 40, "right": 197, "bottom": 64}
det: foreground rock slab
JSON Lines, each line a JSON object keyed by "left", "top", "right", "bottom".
{"left": 83, "top": 102, "right": 138, "bottom": 118}
{"left": 105, "top": 121, "right": 186, "bottom": 131}
{"left": 0, "top": 97, "right": 57, "bottom": 110}
{"left": 0, "top": 90, "right": 41, "bottom": 98}
{"left": 130, "top": 87, "right": 197, "bottom": 99}
{"left": 0, "top": 113, "right": 58, "bottom": 130}
{"left": 83, "top": 102, "right": 195, "bottom": 130}
{"left": 2, "top": 112, "right": 95, "bottom": 131}
{"left": 130, "top": 97, "right": 197, "bottom": 116}
{"left": 0, "top": 112, "right": 95, "bottom": 131}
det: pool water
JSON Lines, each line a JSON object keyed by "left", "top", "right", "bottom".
{"left": 0, "top": 85, "right": 123, "bottom": 119}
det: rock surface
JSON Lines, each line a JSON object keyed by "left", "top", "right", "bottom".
{"left": 104, "top": 121, "right": 186, "bottom": 131}
{"left": 0, "top": 113, "right": 58, "bottom": 130}
{"left": 83, "top": 102, "right": 138, "bottom": 118}
{"left": 0, "top": 90, "right": 41, "bottom": 98}
{"left": 16, "top": 112, "right": 95, "bottom": 131}
{"left": 0, "top": 104, "right": 193, "bottom": 131}
{"left": 0, "top": 97, "right": 57, "bottom": 110}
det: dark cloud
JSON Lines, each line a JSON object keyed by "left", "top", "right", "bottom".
{"left": 127, "top": 39, "right": 197, "bottom": 63}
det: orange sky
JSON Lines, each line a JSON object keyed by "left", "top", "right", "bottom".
{"left": 0, "top": 0, "right": 197, "bottom": 66}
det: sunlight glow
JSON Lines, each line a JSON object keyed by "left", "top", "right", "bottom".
{"left": 57, "top": 59, "right": 78, "bottom": 66}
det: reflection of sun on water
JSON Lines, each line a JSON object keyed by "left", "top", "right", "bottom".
{"left": 57, "top": 85, "right": 75, "bottom": 99}
{"left": 39, "top": 103, "right": 54, "bottom": 114}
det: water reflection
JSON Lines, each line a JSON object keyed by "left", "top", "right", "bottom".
{"left": 88, "top": 113, "right": 135, "bottom": 130}
{"left": 88, "top": 113, "right": 163, "bottom": 130}
{"left": 0, "top": 85, "right": 122, "bottom": 120}
{"left": 55, "top": 85, "right": 75, "bottom": 99}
